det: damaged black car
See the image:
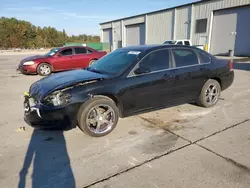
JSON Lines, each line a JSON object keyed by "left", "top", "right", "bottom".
{"left": 24, "top": 45, "right": 234, "bottom": 137}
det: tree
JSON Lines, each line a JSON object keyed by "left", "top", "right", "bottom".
{"left": 35, "top": 26, "right": 44, "bottom": 48}
{"left": 0, "top": 17, "right": 101, "bottom": 49}
{"left": 63, "top": 29, "right": 67, "bottom": 43}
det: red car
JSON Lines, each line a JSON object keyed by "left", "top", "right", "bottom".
{"left": 17, "top": 46, "right": 107, "bottom": 76}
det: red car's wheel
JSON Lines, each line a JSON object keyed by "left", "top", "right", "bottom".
{"left": 37, "top": 63, "right": 52, "bottom": 76}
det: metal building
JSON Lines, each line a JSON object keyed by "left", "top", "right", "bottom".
{"left": 100, "top": 0, "right": 250, "bottom": 56}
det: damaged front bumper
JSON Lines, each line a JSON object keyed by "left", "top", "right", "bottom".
{"left": 17, "top": 64, "right": 37, "bottom": 74}
{"left": 24, "top": 95, "right": 81, "bottom": 130}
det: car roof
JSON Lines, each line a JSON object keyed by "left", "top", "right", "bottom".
{"left": 61, "top": 46, "right": 86, "bottom": 49}
{"left": 55, "top": 46, "right": 95, "bottom": 51}
{"left": 121, "top": 44, "right": 198, "bottom": 51}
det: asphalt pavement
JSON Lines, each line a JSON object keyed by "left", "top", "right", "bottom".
{"left": 0, "top": 54, "right": 249, "bottom": 188}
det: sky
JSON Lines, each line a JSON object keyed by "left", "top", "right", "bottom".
{"left": 0, "top": 0, "right": 199, "bottom": 36}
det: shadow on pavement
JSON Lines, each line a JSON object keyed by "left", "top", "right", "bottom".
{"left": 18, "top": 129, "right": 75, "bottom": 188}
{"left": 233, "top": 58, "right": 250, "bottom": 71}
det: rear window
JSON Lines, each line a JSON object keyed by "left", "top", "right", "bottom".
{"left": 198, "top": 52, "right": 211, "bottom": 64}
{"left": 172, "top": 49, "right": 199, "bottom": 67}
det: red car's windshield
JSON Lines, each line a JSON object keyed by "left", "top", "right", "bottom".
{"left": 44, "top": 48, "right": 60, "bottom": 57}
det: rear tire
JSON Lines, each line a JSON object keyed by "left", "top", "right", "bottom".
{"left": 37, "top": 63, "right": 52, "bottom": 76}
{"left": 197, "top": 79, "right": 221, "bottom": 108}
{"left": 77, "top": 96, "right": 119, "bottom": 137}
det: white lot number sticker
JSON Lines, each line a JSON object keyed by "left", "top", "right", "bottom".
{"left": 128, "top": 51, "right": 141, "bottom": 55}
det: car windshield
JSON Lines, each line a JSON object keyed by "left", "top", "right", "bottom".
{"left": 88, "top": 49, "right": 141, "bottom": 75}
{"left": 44, "top": 48, "right": 59, "bottom": 57}
{"left": 163, "top": 41, "right": 176, "bottom": 44}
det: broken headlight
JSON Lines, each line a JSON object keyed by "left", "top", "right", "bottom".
{"left": 44, "top": 91, "right": 71, "bottom": 106}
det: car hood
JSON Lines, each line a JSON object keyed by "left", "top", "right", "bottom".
{"left": 29, "top": 69, "right": 111, "bottom": 100}
{"left": 19, "top": 55, "right": 47, "bottom": 65}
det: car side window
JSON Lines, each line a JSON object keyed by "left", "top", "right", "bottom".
{"left": 172, "top": 49, "right": 199, "bottom": 67}
{"left": 184, "top": 41, "right": 190, "bottom": 46}
{"left": 139, "top": 49, "right": 169, "bottom": 72}
{"left": 60, "top": 49, "right": 73, "bottom": 56}
{"left": 75, "top": 47, "right": 87, "bottom": 54}
{"left": 198, "top": 52, "right": 211, "bottom": 64}
{"left": 177, "top": 41, "right": 183, "bottom": 45}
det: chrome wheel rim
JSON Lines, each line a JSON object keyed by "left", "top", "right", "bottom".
{"left": 86, "top": 104, "right": 115, "bottom": 134}
{"left": 39, "top": 65, "right": 51, "bottom": 75}
{"left": 205, "top": 84, "right": 219, "bottom": 104}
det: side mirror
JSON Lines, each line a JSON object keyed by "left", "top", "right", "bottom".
{"left": 134, "top": 67, "right": 150, "bottom": 75}
{"left": 57, "top": 53, "right": 62, "bottom": 57}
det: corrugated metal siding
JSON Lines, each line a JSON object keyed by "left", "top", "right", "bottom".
{"left": 121, "top": 20, "right": 125, "bottom": 47}
{"left": 175, "top": 6, "right": 191, "bottom": 40}
{"left": 101, "top": 0, "right": 250, "bottom": 49}
{"left": 113, "top": 21, "right": 121, "bottom": 41}
{"left": 101, "top": 23, "right": 112, "bottom": 29}
{"left": 192, "top": 0, "right": 250, "bottom": 45}
{"left": 113, "top": 21, "right": 122, "bottom": 49}
{"left": 147, "top": 10, "right": 174, "bottom": 44}
{"left": 124, "top": 16, "right": 145, "bottom": 26}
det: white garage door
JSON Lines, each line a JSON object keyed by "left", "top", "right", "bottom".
{"left": 234, "top": 6, "right": 250, "bottom": 56}
{"left": 211, "top": 6, "right": 250, "bottom": 56}
{"left": 103, "top": 28, "right": 112, "bottom": 44}
{"left": 126, "top": 24, "right": 145, "bottom": 46}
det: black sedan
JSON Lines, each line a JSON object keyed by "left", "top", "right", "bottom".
{"left": 24, "top": 45, "right": 234, "bottom": 137}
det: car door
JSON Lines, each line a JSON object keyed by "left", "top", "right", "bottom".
{"left": 52, "top": 48, "right": 75, "bottom": 71}
{"left": 121, "top": 49, "right": 178, "bottom": 114}
{"left": 72, "top": 47, "right": 90, "bottom": 68}
{"left": 169, "top": 48, "right": 208, "bottom": 102}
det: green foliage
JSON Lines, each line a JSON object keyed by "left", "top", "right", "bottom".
{"left": 0, "top": 17, "right": 100, "bottom": 48}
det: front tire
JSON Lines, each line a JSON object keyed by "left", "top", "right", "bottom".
{"left": 77, "top": 96, "right": 119, "bottom": 137}
{"left": 37, "top": 63, "right": 52, "bottom": 76}
{"left": 197, "top": 79, "right": 221, "bottom": 108}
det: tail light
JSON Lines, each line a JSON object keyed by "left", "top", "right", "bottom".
{"left": 229, "top": 60, "right": 233, "bottom": 70}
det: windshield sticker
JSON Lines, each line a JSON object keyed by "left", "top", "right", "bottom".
{"left": 128, "top": 51, "right": 141, "bottom": 55}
